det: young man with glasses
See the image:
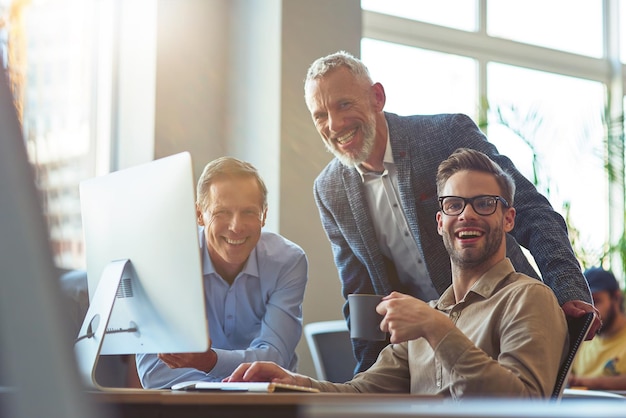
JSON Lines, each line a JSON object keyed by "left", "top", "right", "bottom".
{"left": 136, "top": 157, "right": 309, "bottom": 388}
{"left": 225, "top": 148, "right": 568, "bottom": 399}
{"left": 306, "top": 50, "right": 597, "bottom": 374}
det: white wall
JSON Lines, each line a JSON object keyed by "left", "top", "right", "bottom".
{"left": 150, "top": 0, "right": 361, "bottom": 377}
{"left": 153, "top": 0, "right": 230, "bottom": 175}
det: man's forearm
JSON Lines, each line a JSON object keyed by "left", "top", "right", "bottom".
{"left": 571, "top": 375, "right": 626, "bottom": 391}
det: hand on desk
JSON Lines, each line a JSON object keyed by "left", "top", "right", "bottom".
{"left": 225, "top": 361, "right": 310, "bottom": 388}
{"left": 561, "top": 300, "right": 601, "bottom": 340}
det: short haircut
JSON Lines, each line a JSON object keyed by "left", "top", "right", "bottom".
{"left": 436, "top": 148, "right": 516, "bottom": 206}
{"left": 196, "top": 156, "right": 268, "bottom": 211}
{"left": 304, "top": 50, "right": 372, "bottom": 95}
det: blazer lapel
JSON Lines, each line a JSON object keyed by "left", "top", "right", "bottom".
{"left": 388, "top": 117, "right": 426, "bottom": 258}
{"left": 341, "top": 167, "right": 392, "bottom": 295}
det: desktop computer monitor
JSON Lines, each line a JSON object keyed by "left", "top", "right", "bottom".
{"left": 75, "top": 152, "right": 209, "bottom": 389}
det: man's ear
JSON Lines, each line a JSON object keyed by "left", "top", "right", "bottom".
{"left": 260, "top": 207, "right": 268, "bottom": 227}
{"left": 196, "top": 204, "right": 204, "bottom": 226}
{"left": 371, "top": 82, "right": 386, "bottom": 111}
{"left": 436, "top": 211, "right": 444, "bottom": 236}
{"left": 503, "top": 207, "right": 516, "bottom": 232}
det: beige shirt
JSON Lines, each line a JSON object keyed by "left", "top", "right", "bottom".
{"left": 311, "top": 259, "right": 568, "bottom": 399}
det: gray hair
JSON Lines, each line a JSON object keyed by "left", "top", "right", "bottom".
{"left": 304, "top": 50, "right": 372, "bottom": 94}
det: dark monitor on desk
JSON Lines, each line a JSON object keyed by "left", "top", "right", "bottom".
{"left": 0, "top": 68, "right": 99, "bottom": 416}
{"left": 75, "top": 152, "right": 209, "bottom": 389}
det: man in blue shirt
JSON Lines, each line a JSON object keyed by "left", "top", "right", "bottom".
{"left": 136, "top": 157, "right": 308, "bottom": 388}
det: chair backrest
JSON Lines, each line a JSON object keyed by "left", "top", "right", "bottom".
{"left": 304, "top": 320, "right": 357, "bottom": 383}
{"left": 551, "top": 312, "right": 595, "bottom": 399}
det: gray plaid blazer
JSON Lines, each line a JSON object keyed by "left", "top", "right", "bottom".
{"left": 313, "top": 112, "right": 591, "bottom": 374}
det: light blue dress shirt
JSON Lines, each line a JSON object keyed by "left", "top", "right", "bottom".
{"left": 136, "top": 228, "right": 308, "bottom": 388}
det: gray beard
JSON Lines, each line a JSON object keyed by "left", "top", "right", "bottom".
{"left": 326, "top": 118, "right": 376, "bottom": 167}
{"left": 328, "top": 144, "right": 372, "bottom": 167}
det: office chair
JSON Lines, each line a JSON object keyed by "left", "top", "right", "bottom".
{"left": 551, "top": 311, "right": 595, "bottom": 399}
{"left": 304, "top": 320, "right": 357, "bottom": 383}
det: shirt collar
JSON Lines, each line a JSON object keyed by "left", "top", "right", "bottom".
{"left": 199, "top": 226, "right": 260, "bottom": 280}
{"left": 435, "top": 258, "right": 516, "bottom": 310}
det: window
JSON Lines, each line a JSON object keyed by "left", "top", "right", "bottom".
{"left": 487, "top": 0, "right": 603, "bottom": 58}
{"left": 4, "top": 0, "right": 155, "bottom": 271}
{"left": 362, "top": 38, "right": 476, "bottom": 117}
{"left": 362, "top": 1, "right": 622, "bottom": 269}
{"left": 361, "top": 0, "right": 477, "bottom": 32}
{"left": 487, "top": 63, "right": 606, "bottom": 261}
{"left": 3, "top": 0, "right": 113, "bottom": 269}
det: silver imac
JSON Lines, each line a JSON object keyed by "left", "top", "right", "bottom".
{"left": 75, "top": 152, "right": 209, "bottom": 390}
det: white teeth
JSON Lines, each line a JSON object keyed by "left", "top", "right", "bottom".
{"left": 336, "top": 129, "right": 356, "bottom": 144}
{"left": 226, "top": 237, "right": 246, "bottom": 245}
{"left": 458, "top": 230, "right": 481, "bottom": 238}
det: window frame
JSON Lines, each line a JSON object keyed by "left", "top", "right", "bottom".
{"left": 361, "top": 1, "right": 625, "bottom": 272}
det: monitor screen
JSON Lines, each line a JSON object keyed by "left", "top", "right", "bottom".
{"left": 75, "top": 152, "right": 209, "bottom": 387}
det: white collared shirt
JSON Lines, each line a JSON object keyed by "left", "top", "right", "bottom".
{"left": 356, "top": 135, "right": 439, "bottom": 301}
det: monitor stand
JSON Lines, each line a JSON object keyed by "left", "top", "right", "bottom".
{"left": 74, "top": 259, "right": 132, "bottom": 390}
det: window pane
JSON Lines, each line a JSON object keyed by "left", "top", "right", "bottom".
{"left": 362, "top": 0, "right": 477, "bottom": 32}
{"left": 361, "top": 38, "right": 477, "bottom": 117}
{"left": 20, "top": 0, "right": 103, "bottom": 269}
{"left": 487, "top": 63, "right": 606, "bottom": 264}
{"left": 621, "top": 0, "right": 626, "bottom": 63}
{"left": 487, "top": 0, "right": 603, "bottom": 58}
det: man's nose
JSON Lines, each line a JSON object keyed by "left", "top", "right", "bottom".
{"left": 459, "top": 202, "right": 479, "bottom": 219}
{"left": 228, "top": 212, "right": 245, "bottom": 231}
{"left": 327, "top": 111, "right": 342, "bottom": 133}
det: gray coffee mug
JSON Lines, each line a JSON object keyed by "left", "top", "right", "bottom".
{"left": 348, "top": 294, "right": 386, "bottom": 341}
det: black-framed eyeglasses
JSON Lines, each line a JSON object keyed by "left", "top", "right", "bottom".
{"left": 438, "top": 195, "right": 509, "bottom": 216}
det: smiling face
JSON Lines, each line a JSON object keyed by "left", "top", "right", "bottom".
{"left": 197, "top": 176, "right": 266, "bottom": 282}
{"left": 305, "top": 66, "right": 386, "bottom": 167}
{"left": 436, "top": 170, "right": 515, "bottom": 272}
